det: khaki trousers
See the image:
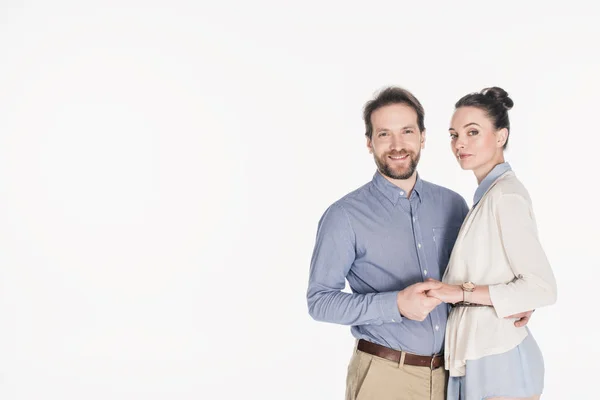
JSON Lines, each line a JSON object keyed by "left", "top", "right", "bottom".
{"left": 346, "top": 346, "right": 447, "bottom": 400}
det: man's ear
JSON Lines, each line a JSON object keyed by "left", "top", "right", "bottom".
{"left": 420, "top": 129, "right": 426, "bottom": 149}
{"left": 366, "top": 137, "right": 373, "bottom": 154}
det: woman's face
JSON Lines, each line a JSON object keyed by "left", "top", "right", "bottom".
{"left": 449, "top": 106, "right": 507, "bottom": 177}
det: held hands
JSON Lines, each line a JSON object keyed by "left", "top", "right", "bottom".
{"left": 396, "top": 281, "right": 444, "bottom": 321}
{"left": 424, "top": 278, "right": 535, "bottom": 327}
{"left": 424, "top": 278, "right": 463, "bottom": 304}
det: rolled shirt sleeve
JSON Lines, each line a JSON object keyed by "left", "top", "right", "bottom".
{"left": 489, "top": 194, "right": 558, "bottom": 318}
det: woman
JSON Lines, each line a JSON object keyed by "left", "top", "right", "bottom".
{"left": 427, "top": 87, "right": 557, "bottom": 400}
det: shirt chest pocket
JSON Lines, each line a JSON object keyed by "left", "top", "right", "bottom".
{"left": 432, "top": 226, "right": 460, "bottom": 269}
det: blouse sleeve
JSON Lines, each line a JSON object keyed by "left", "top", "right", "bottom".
{"left": 488, "top": 194, "right": 557, "bottom": 318}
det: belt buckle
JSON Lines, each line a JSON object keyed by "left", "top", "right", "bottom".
{"left": 430, "top": 355, "right": 439, "bottom": 370}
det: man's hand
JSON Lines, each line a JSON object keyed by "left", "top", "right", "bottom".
{"left": 505, "top": 310, "right": 534, "bottom": 327}
{"left": 396, "top": 281, "right": 444, "bottom": 321}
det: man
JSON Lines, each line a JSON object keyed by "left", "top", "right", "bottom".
{"left": 306, "top": 87, "right": 532, "bottom": 400}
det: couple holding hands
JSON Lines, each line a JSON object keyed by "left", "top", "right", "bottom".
{"left": 307, "top": 86, "right": 557, "bottom": 400}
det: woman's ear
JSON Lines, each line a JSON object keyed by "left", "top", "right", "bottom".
{"left": 497, "top": 128, "right": 509, "bottom": 148}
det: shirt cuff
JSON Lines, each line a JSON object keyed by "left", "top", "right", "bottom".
{"left": 377, "top": 291, "right": 402, "bottom": 323}
{"left": 488, "top": 283, "right": 513, "bottom": 318}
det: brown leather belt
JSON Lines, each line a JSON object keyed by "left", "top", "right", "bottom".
{"left": 453, "top": 302, "right": 493, "bottom": 308}
{"left": 357, "top": 339, "right": 444, "bottom": 370}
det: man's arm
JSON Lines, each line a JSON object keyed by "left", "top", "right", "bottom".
{"left": 306, "top": 203, "right": 401, "bottom": 326}
{"left": 307, "top": 204, "right": 442, "bottom": 326}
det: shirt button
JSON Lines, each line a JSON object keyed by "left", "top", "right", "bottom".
{"left": 435, "top": 325, "right": 440, "bottom": 331}
{"left": 391, "top": 319, "right": 395, "bottom": 322}
{"left": 424, "top": 270, "right": 428, "bottom": 276}
{"left": 400, "top": 191, "right": 404, "bottom": 196}
{"left": 413, "top": 217, "right": 416, "bottom": 222}
{"left": 418, "top": 243, "right": 422, "bottom": 249}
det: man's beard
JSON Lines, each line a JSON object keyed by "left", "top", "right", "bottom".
{"left": 375, "top": 150, "right": 420, "bottom": 180}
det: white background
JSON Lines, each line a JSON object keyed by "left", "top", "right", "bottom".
{"left": 0, "top": 1, "right": 598, "bottom": 399}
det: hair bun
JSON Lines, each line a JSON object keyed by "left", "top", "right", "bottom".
{"left": 482, "top": 87, "right": 514, "bottom": 110}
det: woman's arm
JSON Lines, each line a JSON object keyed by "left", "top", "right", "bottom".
{"left": 427, "top": 282, "right": 534, "bottom": 310}
{"left": 425, "top": 281, "right": 491, "bottom": 305}
{"left": 487, "top": 193, "right": 558, "bottom": 318}
{"left": 426, "top": 281, "right": 534, "bottom": 326}
{"left": 426, "top": 193, "right": 554, "bottom": 321}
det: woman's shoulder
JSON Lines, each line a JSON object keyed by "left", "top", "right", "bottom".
{"left": 488, "top": 171, "right": 531, "bottom": 203}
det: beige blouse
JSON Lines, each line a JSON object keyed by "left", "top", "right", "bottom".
{"left": 442, "top": 171, "right": 557, "bottom": 377}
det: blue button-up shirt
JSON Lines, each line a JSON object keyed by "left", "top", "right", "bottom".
{"left": 307, "top": 172, "right": 468, "bottom": 355}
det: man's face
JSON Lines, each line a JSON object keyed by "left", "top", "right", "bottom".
{"left": 367, "top": 103, "right": 425, "bottom": 181}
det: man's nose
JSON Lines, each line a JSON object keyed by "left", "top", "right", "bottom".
{"left": 390, "top": 134, "right": 405, "bottom": 150}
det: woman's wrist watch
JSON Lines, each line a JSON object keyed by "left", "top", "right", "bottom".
{"left": 461, "top": 281, "right": 476, "bottom": 304}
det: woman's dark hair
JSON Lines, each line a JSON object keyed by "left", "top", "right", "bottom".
{"left": 455, "top": 87, "right": 513, "bottom": 149}
{"left": 363, "top": 87, "right": 425, "bottom": 139}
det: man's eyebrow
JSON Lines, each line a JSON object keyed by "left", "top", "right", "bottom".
{"left": 376, "top": 125, "right": 416, "bottom": 132}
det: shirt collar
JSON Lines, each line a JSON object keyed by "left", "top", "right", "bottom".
{"left": 372, "top": 171, "right": 423, "bottom": 205}
{"left": 473, "top": 162, "right": 512, "bottom": 205}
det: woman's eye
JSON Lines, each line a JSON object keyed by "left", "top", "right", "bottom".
{"left": 468, "top": 130, "right": 479, "bottom": 136}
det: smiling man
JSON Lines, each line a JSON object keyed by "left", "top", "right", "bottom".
{"left": 307, "top": 87, "right": 470, "bottom": 400}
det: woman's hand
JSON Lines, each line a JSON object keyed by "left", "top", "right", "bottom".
{"left": 425, "top": 279, "right": 463, "bottom": 304}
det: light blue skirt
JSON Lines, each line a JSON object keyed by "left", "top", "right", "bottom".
{"left": 447, "top": 329, "right": 544, "bottom": 400}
